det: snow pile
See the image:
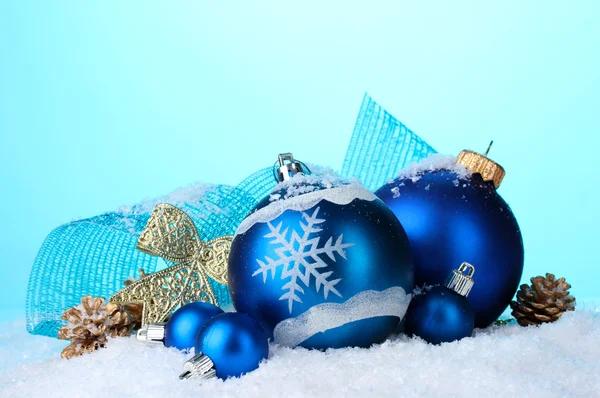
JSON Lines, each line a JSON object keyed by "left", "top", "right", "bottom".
{"left": 269, "top": 170, "right": 357, "bottom": 202}
{"left": 117, "top": 182, "right": 225, "bottom": 216}
{"left": 0, "top": 319, "right": 66, "bottom": 373}
{"left": 2, "top": 311, "right": 600, "bottom": 397}
{"left": 394, "top": 154, "right": 472, "bottom": 183}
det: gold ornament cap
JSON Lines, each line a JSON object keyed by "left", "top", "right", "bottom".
{"left": 456, "top": 141, "right": 505, "bottom": 189}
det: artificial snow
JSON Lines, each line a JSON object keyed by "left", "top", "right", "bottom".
{"left": 235, "top": 185, "right": 377, "bottom": 236}
{"left": 2, "top": 310, "right": 599, "bottom": 397}
{"left": 269, "top": 169, "right": 356, "bottom": 203}
{"left": 394, "top": 154, "right": 472, "bottom": 183}
{"left": 117, "top": 182, "right": 223, "bottom": 216}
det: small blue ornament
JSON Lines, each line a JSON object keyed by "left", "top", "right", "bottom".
{"left": 164, "top": 302, "right": 224, "bottom": 350}
{"left": 404, "top": 263, "right": 476, "bottom": 345}
{"left": 376, "top": 150, "right": 524, "bottom": 328}
{"left": 136, "top": 302, "right": 223, "bottom": 351}
{"left": 180, "top": 312, "right": 269, "bottom": 381}
{"left": 228, "top": 154, "right": 414, "bottom": 350}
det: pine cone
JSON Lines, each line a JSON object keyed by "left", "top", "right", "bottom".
{"left": 510, "top": 273, "right": 575, "bottom": 327}
{"left": 58, "top": 296, "right": 142, "bottom": 359}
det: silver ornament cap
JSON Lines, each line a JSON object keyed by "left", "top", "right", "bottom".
{"left": 179, "top": 353, "right": 217, "bottom": 381}
{"left": 445, "top": 262, "right": 476, "bottom": 297}
{"left": 136, "top": 323, "right": 166, "bottom": 345}
{"left": 274, "top": 153, "right": 308, "bottom": 182}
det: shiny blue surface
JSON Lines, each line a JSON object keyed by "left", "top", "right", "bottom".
{"left": 163, "top": 302, "right": 224, "bottom": 351}
{"left": 376, "top": 171, "right": 524, "bottom": 328}
{"left": 195, "top": 312, "right": 268, "bottom": 380}
{"left": 404, "top": 286, "right": 474, "bottom": 345}
{"left": 229, "top": 187, "right": 414, "bottom": 349}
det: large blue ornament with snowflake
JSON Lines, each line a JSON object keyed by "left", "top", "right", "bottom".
{"left": 228, "top": 154, "right": 414, "bottom": 350}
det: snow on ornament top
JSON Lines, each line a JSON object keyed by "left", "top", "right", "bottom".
{"left": 389, "top": 142, "right": 507, "bottom": 195}
{"left": 235, "top": 183, "right": 377, "bottom": 236}
{"left": 235, "top": 154, "right": 377, "bottom": 237}
{"left": 268, "top": 168, "right": 356, "bottom": 202}
{"left": 394, "top": 154, "right": 473, "bottom": 184}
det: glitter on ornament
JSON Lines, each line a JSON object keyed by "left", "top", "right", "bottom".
{"left": 273, "top": 286, "right": 411, "bottom": 348}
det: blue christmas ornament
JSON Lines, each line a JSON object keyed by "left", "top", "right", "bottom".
{"left": 376, "top": 147, "right": 524, "bottom": 328}
{"left": 136, "top": 302, "right": 223, "bottom": 351}
{"left": 180, "top": 312, "right": 269, "bottom": 381}
{"left": 228, "top": 153, "right": 414, "bottom": 350}
{"left": 404, "top": 262, "right": 476, "bottom": 345}
{"left": 164, "top": 302, "right": 224, "bottom": 350}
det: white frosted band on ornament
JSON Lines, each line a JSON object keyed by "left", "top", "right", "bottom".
{"left": 272, "top": 286, "right": 411, "bottom": 348}
{"left": 234, "top": 185, "right": 378, "bottom": 236}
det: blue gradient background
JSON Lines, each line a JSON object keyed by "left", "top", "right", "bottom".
{"left": 0, "top": 2, "right": 598, "bottom": 321}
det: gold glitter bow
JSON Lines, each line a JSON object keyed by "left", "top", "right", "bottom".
{"left": 109, "top": 204, "right": 232, "bottom": 325}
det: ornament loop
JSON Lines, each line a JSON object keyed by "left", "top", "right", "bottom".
{"left": 272, "top": 153, "right": 311, "bottom": 182}
{"left": 458, "top": 262, "right": 475, "bottom": 277}
{"left": 445, "top": 262, "right": 476, "bottom": 297}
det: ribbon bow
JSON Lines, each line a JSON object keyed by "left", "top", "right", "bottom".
{"left": 109, "top": 204, "right": 232, "bottom": 325}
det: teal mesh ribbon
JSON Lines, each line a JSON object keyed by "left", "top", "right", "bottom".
{"left": 26, "top": 94, "right": 437, "bottom": 337}
{"left": 342, "top": 94, "right": 436, "bottom": 191}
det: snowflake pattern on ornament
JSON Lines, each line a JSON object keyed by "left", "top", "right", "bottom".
{"left": 252, "top": 207, "right": 355, "bottom": 313}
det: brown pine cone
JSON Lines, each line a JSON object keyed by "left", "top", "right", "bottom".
{"left": 104, "top": 302, "right": 141, "bottom": 338}
{"left": 58, "top": 296, "right": 142, "bottom": 359}
{"left": 60, "top": 336, "right": 109, "bottom": 359}
{"left": 510, "top": 273, "right": 575, "bottom": 327}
